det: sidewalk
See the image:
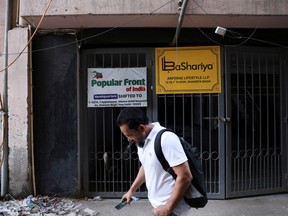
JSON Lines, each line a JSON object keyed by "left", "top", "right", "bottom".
{"left": 0, "top": 193, "right": 287, "bottom": 215}
{"left": 77, "top": 193, "right": 288, "bottom": 216}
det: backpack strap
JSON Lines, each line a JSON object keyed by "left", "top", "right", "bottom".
{"left": 154, "top": 128, "right": 177, "bottom": 179}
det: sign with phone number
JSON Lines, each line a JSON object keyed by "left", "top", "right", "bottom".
{"left": 87, "top": 67, "right": 147, "bottom": 107}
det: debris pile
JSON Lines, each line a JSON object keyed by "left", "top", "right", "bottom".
{"left": 0, "top": 195, "right": 99, "bottom": 216}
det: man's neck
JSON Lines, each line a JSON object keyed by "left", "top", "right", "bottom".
{"left": 145, "top": 123, "right": 154, "bottom": 138}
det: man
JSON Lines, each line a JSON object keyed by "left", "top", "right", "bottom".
{"left": 117, "top": 108, "right": 192, "bottom": 216}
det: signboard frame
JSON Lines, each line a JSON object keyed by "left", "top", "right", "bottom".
{"left": 155, "top": 46, "right": 221, "bottom": 94}
{"left": 87, "top": 67, "right": 147, "bottom": 107}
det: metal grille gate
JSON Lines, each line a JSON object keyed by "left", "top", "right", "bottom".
{"left": 80, "top": 48, "right": 225, "bottom": 198}
{"left": 156, "top": 94, "right": 225, "bottom": 199}
{"left": 80, "top": 47, "right": 287, "bottom": 199}
{"left": 80, "top": 48, "right": 152, "bottom": 197}
{"left": 225, "top": 47, "right": 287, "bottom": 197}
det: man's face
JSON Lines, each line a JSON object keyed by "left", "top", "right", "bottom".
{"left": 119, "top": 124, "right": 146, "bottom": 144}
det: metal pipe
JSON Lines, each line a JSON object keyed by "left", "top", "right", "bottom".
{"left": 16, "top": 0, "right": 20, "bottom": 26}
{"left": 171, "top": 0, "right": 189, "bottom": 46}
{"left": 1, "top": 0, "right": 11, "bottom": 198}
{"left": 27, "top": 25, "right": 36, "bottom": 196}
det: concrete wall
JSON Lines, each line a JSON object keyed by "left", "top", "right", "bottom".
{"left": 7, "top": 28, "right": 31, "bottom": 197}
{"left": 18, "top": 0, "right": 288, "bottom": 29}
{"left": 0, "top": 0, "right": 32, "bottom": 198}
{"left": 0, "top": 1, "right": 6, "bottom": 192}
{"left": 20, "top": 0, "right": 176, "bottom": 15}
{"left": 19, "top": 0, "right": 288, "bottom": 16}
{"left": 0, "top": 0, "right": 5, "bottom": 91}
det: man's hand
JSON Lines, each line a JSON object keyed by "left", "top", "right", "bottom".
{"left": 121, "top": 165, "right": 145, "bottom": 204}
{"left": 121, "top": 190, "right": 134, "bottom": 204}
{"left": 152, "top": 205, "right": 172, "bottom": 216}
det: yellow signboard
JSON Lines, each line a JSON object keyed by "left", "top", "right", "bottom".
{"left": 155, "top": 46, "right": 221, "bottom": 94}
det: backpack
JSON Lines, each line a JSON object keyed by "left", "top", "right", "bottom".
{"left": 154, "top": 128, "right": 208, "bottom": 209}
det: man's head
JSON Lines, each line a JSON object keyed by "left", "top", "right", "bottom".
{"left": 117, "top": 108, "right": 149, "bottom": 145}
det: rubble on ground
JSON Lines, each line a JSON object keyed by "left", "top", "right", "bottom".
{"left": 0, "top": 195, "right": 99, "bottom": 216}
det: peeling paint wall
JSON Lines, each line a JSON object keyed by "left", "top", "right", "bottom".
{"left": 7, "top": 28, "right": 31, "bottom": 197}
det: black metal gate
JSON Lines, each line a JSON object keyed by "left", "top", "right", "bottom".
{"left": 225, "top": 47, "right": 287, "bottom": 198}
{"left": 80, "top": 48, "right": 153, "bottom": 197}
{"left": 80, "top": 47, "right": 225, "bottom": 199}
{"left": 155, "top": 93, "right": 226, "bottom": 199}
{"left": 80, "top": 47, "right": 287, "bottom": 199}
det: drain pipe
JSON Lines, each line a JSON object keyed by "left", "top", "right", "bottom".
{"left": 171, "top": 0, "right": 189, "bottom": 46}
{"left": 27, "top": 24, "right": 37, "bottom": 196}
{"left": 1, "top": 0, "right": 11, "bottom": 198}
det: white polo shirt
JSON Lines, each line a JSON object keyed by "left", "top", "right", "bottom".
{"left": 137, "top": 122, "right": 191, "bottom": 216}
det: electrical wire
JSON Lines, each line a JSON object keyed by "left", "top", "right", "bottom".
{"left": 0, "top": 0, "right": 53, "bottom": 73}
{"left": 0, "top": 0, "right": 176, "bottom": 57}
{"left": 187, "top": 0, "right": 286, "bottom": 48}
{"left": 1, "top": 0, "right": 288, "bottom": 61}
{"left": 222, "top": 15, "right": 264, "bottom": 47}
{"left": 186, "top": 15, "right": 223, "bottom": 45}
{"left": 191, "top": 0, "right": 220, "bottom": 26}
{"left": 243, "top": 37, "right": 288, "bottom": 48}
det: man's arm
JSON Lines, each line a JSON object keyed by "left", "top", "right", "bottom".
{"left": 122, "top": 165, "right": 145, "bottom": 203}
{"left": 153, "top": 161, "right": 192, "bottom": 215}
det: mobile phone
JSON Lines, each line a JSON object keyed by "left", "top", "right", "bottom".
{"left": 115, "top": 196, "right": 139, "bottom": 210}
{"left": 115, "top": 199, "right": 128, "bottom": 210}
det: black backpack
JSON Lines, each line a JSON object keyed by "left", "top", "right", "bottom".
{"left": 154, "top": 129, "right": 208, "bottom": 209}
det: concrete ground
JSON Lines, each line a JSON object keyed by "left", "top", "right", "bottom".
{"left": 76, "top": 193, "right": 288, "bottom": 216}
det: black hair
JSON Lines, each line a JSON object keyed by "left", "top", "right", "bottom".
{"left": 117, "top": 108, "right": 149, "bottom": 130}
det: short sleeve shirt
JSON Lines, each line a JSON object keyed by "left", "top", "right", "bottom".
{"left": 137, "top": 122, "right": 190, "bottom": 216}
